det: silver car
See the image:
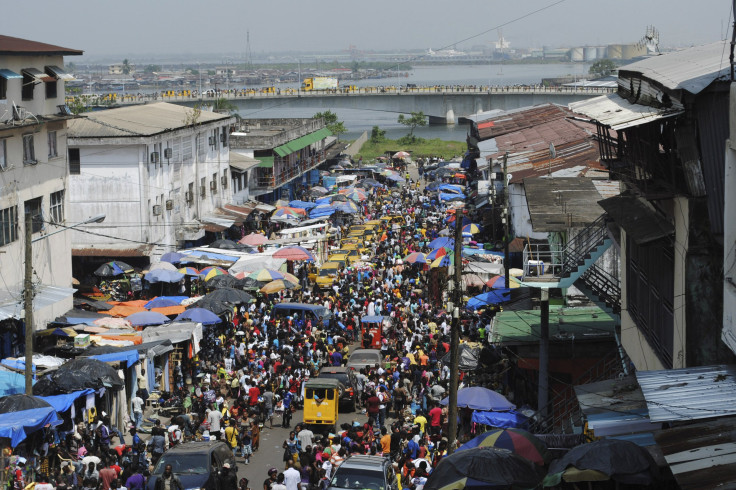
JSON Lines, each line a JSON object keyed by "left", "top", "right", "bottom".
{"left": 346, "top": 348, "right": 383, "bottom": 371}
{"left": 328, "top": 455, "right": 397, "bottom": 490}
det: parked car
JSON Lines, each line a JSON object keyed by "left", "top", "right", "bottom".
{"left": 318, "top": 366, "right": 358, "bottom": 412}
{"left": 346, "top": 348, "right": 383, "bottom": 371}
{"left": 146, "top": 441, "right": 236, "bottom": 490}
{"left": 328, "top": 455, "right": 397, "bottom": 490}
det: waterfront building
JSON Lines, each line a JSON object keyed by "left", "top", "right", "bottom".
{"left": 0, "top": 35, "right": 82, "bottom": 342}
{"left": 66, "top": 102, "right": 236, "bottom": 268}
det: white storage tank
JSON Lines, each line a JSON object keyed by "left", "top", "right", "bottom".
{"left": 596, "top": 46, "right": 608, "bottom": 59}
{"left": 607, "top": 44, "right": 623, "bottom": 59}
{"left": 584, "top": 47, "right": 597, "bottom": 61}
{"left": 570, "top": 47, "right": 584, "bottom": 62}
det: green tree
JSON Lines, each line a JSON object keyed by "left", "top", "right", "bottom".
{"left": 397, "top": 111, "right": 427, "bottom": 138}
{"left": 210, "top": 97, "right": 237, "bottom": 113}
{"left": 187, "top": 67, "right": 199, "bottom": 75}
{"left": 314, "top": 110, "right": 348, "bottom": 140}
{"left": 143, "top": 64, "right": 161, "bottom": 74}
{"left": 589, "top": 59, "right": 617, "bottom": 77}
{"left": 68, "top": 95, "right": 92, "bottom": 115}
{"left": 370, "top": 125, "right": 386, "bottom": 143}
{"left": 122, "top": 59, "right": 131, "bottom": 75}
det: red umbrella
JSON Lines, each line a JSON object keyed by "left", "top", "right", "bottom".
{"left": 239, "top": 232, "right": 268, "bottom": 246}
{"left": 273, "top": 246, "right": 315, "bottom": 261}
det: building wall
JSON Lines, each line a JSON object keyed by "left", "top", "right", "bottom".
{"left": 510, "top": 183, "right": 546, "bottom": 240}
{"left": 68, "top": 121, "right": 232, "bottom": 261}
{"left": 723, "top": 83, "right": 736, "bottom": 356}
{"left": 0, "top": 54, "right": 69, "bottom": 118}
{"left": 672, "top": 196, "right": 688, "bottom": 368}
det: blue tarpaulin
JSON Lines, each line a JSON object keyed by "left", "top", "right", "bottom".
{"left": 1, "top": 359, "right": 36, "bottom": 374}
{"left": 0, "top": 407, "right": 59, "bottom": 447}
{"left": 470, "top": 410, "right": 529, "bottom": 429}
{"left": 466, "top": 289, "right": 512, "bottom": 310}
{"left": 0, "top": 370, "right": 27, "bottom": 397}
{"left": 288, "top": 200, "right": 317, "bottom": 210}
{"left": 39, "top": 389, "right": 95, "bottom": 413}
{"left": 361, "top": 316, "right": 384, "bottom": 324}
{"left": 438, "top": 184, "right": 464, "bottom": 194}
{"left": 439, "top": 192, "right": 465, "bottom": 202}
{"left": 88, "top": 349, "right": 139, "bottom": 368}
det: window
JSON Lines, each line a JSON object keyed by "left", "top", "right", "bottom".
{"left": 222, "top": 126, "right": 229, "bottom": 147}
{"left": 68, "top": 148, "right": 80, "bottom": 175}
{"left": 0, "top": 206, "right": 18, "bottom": 246}
{"left": 212, "top": 128, "right": 219, "bottom": 150}
{"left": 50, "top": 190, "right": 64, "bottom": 224}
{"left": 45, "top": 79, "right": 57, "bottom": 99}
{"left": 22, "top": 72, "right": 34, "bottom": 100}
{"left": 22, "top": 134, "right": 36, "bottom": 165}
{"left": 0, "top": 139, "right": 6, "bottom": 170}
{"left": 0, "top": 77, "right": 6, "bottom": 100}
{"left": 47, "top": 131, "right": 58, "bottom": 158}
{"left": 24, "top": 197, "right": 43, "bottom": 234}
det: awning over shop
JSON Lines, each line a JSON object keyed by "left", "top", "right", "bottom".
{"left": 598, "top": 195, "right": 674, "bottom": 245}
{"left": 0, "top": 285, "right": 76, "bottom": 321}
{"left": 0, "top": 407, "right": 59, "bottom": 447}
{"left": 0, "top": 69, "right": 22, "bottom": 80}
{"left": 45, "top": 65, "right": 75, "bottom": 81}
{"left": 198, "top": 214, "right": 236, "bottom": 232}
{"left": 256, "top": 156, "right": 274, "bottom": 168}
{"left": 141, "top": 321, "right": 202, "bottom": 347}
{"left": 22, "top": 67, "right": 54, "bottom": 83}
{"left": 72, "top": 244, "right": 153, "bottom": 257}
{"left": 39, "top": 388, "right": 95, "bottom": 413}
{"left": 86, "top": 349, "right": 139, "bottom": 368}
{"left": 273, "top": 128, "right": 332, "bottom": 157}
{"left": 569, "top": 93, "right": 684, "bottom": 130}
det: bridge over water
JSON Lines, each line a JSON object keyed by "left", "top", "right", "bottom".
{"left": 85, "top": 86, "right": 615, "bottom": 124}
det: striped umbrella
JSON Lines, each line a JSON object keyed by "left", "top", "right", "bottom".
{"left": 274, "top": 207, "right": 307, "bottom": 218}
{"left": 259, "top": 279, "right": 300, "bottom": 294}
{"left": 462, "top": 223, "right": 482, "bottom": 234}
{"left": 339, "top": 188, "right": 368, "bottom": 201}
{"left": 281, "top": 272, "right": 300, "bottom": 284}
{"left": 248, "top": 268, "right": 285, "bottom": 282}
{"left": 426, "top": 247, "right": 452, "bottom": 261}
{"left": 430, "top": 254, "right": 455, "bottom": 268}
{"left": 177, "top": 267, "right": 200, "bottom": 276}
{"left": 404, "top": 252, "right": 427, "bottom": 264}
{"left": 457, "top": 429, "right": 548, "bottom": 466}
{"left": 199, "top": 266, "right": 228, "bottom": 281}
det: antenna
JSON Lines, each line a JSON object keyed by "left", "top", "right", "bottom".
{"left": 245, "top": 30, "right": 254, "bottom": 70}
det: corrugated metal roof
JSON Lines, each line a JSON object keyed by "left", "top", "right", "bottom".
{"left": 0, "top": 35, "right": 83, "bottom": 56}
{"left": 0, "top": 285, "right": 76, "bottom": 321}
{"left": 569, "top": 93, "right": 684, "bottom": 130}
{"left": 475, "top": 104, "right": 570, "bottom": 141}
{"left": 654, "top": 418, "right": 736, "bottom": 490}
{"left": 620, "top": 41, "right": 730, "bottom": 95}
{"left": 68, "top": 102, "right": 233, "bottom": 138}
{"left": 505, "top": 140, "right": 605, "bottom": 184}
{"left": 637, "top": 365, "right": 736, "bottom": 423}
{"left": 229, "top": 152, "right": 259, "bottom": 172}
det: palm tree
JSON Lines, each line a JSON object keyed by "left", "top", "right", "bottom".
{"left": 212, "top": 97, "right": 237, "bottom": 114}
{"left": 122, "top": 59, "right": 131, "bottom": 75}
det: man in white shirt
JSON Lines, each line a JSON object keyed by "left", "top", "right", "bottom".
{"left": 283, "top": 460, "right": 301, "bottom": 490}
{"left": 296, "top": 425, "right": 314, "bottom": 450}
{"left": 207, "top": 408, "right": 223, "bottom": 439}
{"left": 131, "top": 392, "right": 144, "bottom": 430}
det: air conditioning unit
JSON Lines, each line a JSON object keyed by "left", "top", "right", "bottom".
{"left": 208, "top": 136, "right": 215, "bottom": 146}
{"left": 220, "top": 176, "right": 228, "bottom": 188}
{"left": 200, "top": 185, "right": 206, "bottom": 197}
{"left": 150, "top": 152, "right": 160, "bottom": 164}
{"left": 184, "top": 191, "right": 193, "bottom": 203}
{"left": 165, "top": 199, "right": 173, "bottom": 210}
{"left": 152, "top": 204, "right": 162, "bottom": 216}
{"left": 209, "top": 180, "right": 217, "bottom": 191}
{"left": 164, "top": 148, "right": 173, "bottom": 159}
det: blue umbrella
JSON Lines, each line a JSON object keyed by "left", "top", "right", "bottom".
{"left": 126, "top": 311, "right": 171, "bottom": 327}
{"left": 174, "top": 308, "right": 221, "bottom": 325}
{"left": 466, "top": 289, "right": 512, "bottom": 310}
{"left": 440, "top": 386, "right": 515, "bottom": 411}
{"left": 160, "top": 252, "right": 185, "bottom": 263}
{"left": 144, "top": 297, "right": 181, "bottom": 309}
{"left": 288, "top": 200, "right": 317, "bottom": 210}
{"left": 429, "top": 237, "right": 454, "bottom": 249}
{"left": 144, "top": 269, "right": 184, "bottom": 284}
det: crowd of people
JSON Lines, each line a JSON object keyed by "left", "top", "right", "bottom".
{"left": 7, "top": 157, "right": 506, "bottom": 490}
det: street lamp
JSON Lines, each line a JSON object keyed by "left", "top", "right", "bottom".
{"left": 25, "top": 213, "right": 106, "bottom": 393}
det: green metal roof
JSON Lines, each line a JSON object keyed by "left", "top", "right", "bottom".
{"left": 490, "top": 306, "right": 616, "bottom": 344}
{"left": 256, "top": 156, "right": 274, "bottom": 168}
{"left": 273, "top": 128, "right": 332, "bottom": 157}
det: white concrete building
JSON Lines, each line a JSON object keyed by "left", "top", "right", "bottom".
{"left": 67, "top": 103, "right": 236, "bottom": 264}
{"left": 0, "top": 35, "right": 82, "bottom": 336}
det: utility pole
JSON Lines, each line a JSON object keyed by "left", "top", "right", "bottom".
{"left": 538, "top": 288, "right": 550, "bottom": 421}
{"left": 502, "top": 152, "right": 510, "bottom": 281}
{"left": 447, "top": 208, "right": 464, "bottom": 454}
{"left": 24, "top": 212, "right": 33, "bottom": 394}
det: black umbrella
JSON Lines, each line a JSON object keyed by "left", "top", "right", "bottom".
{"left": 209, "top": 239, "right": 252, "bottom": 251}
{"left": 33, "top": 358, "right": 124, "bottom": 396}
{"left": 200, "top": 287, "right": 254, "bottom": 305}
{"left": 205, "top": 274, "right": 250, "bottom": 290}
{"left": 93, "top": 261, "right": 134, "bottom": 277}
{"left": 0, "top": 394, "right": 52, "bottom": 414}
{"left": 544, "top": 439, "right": 659, "bottom": 487}
{"left": 188, "top": 298, "right": 232, "bottom": 316}
{"left": 424, "top": 447, "right": 545, "bottom": 490}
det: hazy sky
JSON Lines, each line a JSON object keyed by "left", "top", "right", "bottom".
{"left": 2, "top": 0, "right": 731, "bottom": 61}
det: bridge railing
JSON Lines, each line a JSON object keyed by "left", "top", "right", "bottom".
{"left": 66, "top": 84, "right": 616, "bottom": 106}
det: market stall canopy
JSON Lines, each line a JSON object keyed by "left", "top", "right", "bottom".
{"left": 141, "top": 322, "right": 203, "bottom": 349}
{"left": 471, "top": 410, "right": 530, "bottom": 430}
{"left": 126, "top": 311, "right": 171, "bottom": 327}
{"left": 0, "top": 407, "right": 59, "bottom": 447}
{"left": 144, "top": 269, "right": 184, "bottom": 284}
{"left": 174, "top": 308, "right": 222, "bottom": 325}
{"left": 197, "top": 287, "right": 254, "bottom": 305}
{"left": 0, "top": 394, "right": 52, "bottom": 414}
{"left": 32, "top": 358, "right": 124, "bottom": 396}
{"left": 440, "top": 343, "right": 480, "bottom": 371}
{"left": 94, "top": 261, "right": 134, "bottom": 277}
{"left": 160, "top": 252, "right": 185, "bottom": 263}
{"left": 273, "top": 246, "right": 315, "bottom": 261}
{"left": 85, "top": 349, "right": 139, "bottom": 368}
{"left": 457, "top": 428, "right": 549, "bottom": 466}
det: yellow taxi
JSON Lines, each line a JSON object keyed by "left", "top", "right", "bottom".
{"left": 316, "top": 262, "right": 341, "bottom": 289}
{"left": 328, "top": 248, "right": 361, "bottom": 266}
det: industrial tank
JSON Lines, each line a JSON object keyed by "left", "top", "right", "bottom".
{"left": 596, "top": 46, "right": 607, "bottom": 59}
{"left": 584, "top": 47, "right": 597, "bottom": 61}
{"left": 570, "top": 47, "right": 584, "bottom": 62}
{"left": 622, "top": 44, "right": 646, "bottom": 59}
{"left": 607, "top": 44, "right": 623, "bottom": 59}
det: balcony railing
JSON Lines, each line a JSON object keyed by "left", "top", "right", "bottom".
{"left": 253, "top": 151, "right": 325, "bottom": 190}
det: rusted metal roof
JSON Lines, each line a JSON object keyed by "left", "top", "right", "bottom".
{"left": 654, "top": 417, "right": 736, "bottom": 490}
{"left": 72, "top": 245, "right": 153, "bottom": 257}
{"left": 69, "top": 102, "right": 234, "bottom": 138}
{"left": 637, "top": 365, "right": 736, "bottom": 423}
{"left": 524, "top": 177, "right": 618, "bottom": 231}
{"left": 475, "top": 104, "right": 572, "bottom": 141}
{"left": 0, "top": 35, "right": 83, "bottom": 56}
{"left": 620, "top": 41, "right": 731, "bottom": 95}
{"left": 569, "top": 93, "right": 683, "bottom": 130}
{"left": 505, "top": 140, "right": 605, "bottom": 184}
{"left": 222, "top": 203, "right": 256, "bottom": 219}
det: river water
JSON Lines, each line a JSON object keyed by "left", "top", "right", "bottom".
{"left": 242, "top": 63, "right": 591, "bottom": 141}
